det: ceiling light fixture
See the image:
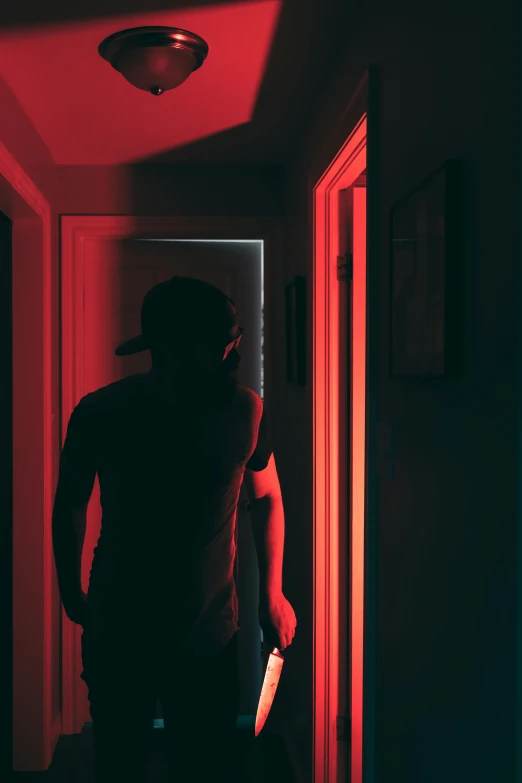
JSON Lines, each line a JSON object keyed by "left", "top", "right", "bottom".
{"left": 98, "top": 26, "right": 209, "bottom": 96}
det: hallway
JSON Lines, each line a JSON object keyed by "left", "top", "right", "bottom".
{"left": 1, "top": 0, "right": 518, "bottom": 779}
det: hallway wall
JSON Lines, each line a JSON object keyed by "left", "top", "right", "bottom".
{"left": 279, "top": 1, "right": 520, "bottom": 781}
{"left": 0, "top": 76, "right": 54, "bottom": 192}
{"left": 39, "top": 163, "right": 285, "bottom": 217}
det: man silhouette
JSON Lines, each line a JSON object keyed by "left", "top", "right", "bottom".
{"left": 52, "top": 276, "right": 297, "bottom": 783}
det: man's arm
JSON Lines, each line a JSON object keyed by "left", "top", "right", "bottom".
{"left": 52, "top": 403, "right": 96, "bottom": 625}
{"left": 244, "top": 454, "right": 284, "bottom": 597}
{"left": 243, "top": 454, "right": 297, "bottom": 650}
{"left": 52, "top": 475, "right": 92, "bottom": 624}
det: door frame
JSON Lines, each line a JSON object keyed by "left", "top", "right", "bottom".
{"left": 312, "top": 68, "right": 378, "bottom": 783}
{"left": 60, "top": 214, "right": 280, "bottom": 734}
{"left": 0, "top": 210, "right": 12, "bottom": 781}
{"left": 0, "top": 143, "right": 56, "bottom": 770}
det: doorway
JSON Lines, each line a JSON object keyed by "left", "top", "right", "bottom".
{"left": 60, "top": 216, "right": 277, "bottom": 736}
{"left": 80, "top": 237, "right": 263, "bottom": 725}
{"left": 313, "top": 115, "right": 367, "bottom": 783}
{"left": 0, "top": 145, "right": 55, "bottom": 772}
{"left": 0, "top": 210, "right": 13, "bottom": 779}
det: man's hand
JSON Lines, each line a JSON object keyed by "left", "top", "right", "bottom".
{"left": 259, "top": 592, "right": 297, "bottom": 651}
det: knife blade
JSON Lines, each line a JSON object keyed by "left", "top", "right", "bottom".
{"left": 254, "top": 647, "right": 284, "bottom": 737}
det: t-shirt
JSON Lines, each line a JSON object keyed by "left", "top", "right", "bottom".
{"left": 59, "top": 372, "right": 272, "bottom": 657}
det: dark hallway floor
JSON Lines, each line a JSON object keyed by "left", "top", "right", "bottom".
{"left": 17, "top": 718, "right": 295, "bottom": 783}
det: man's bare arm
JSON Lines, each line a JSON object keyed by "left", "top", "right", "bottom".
{"left": 52, "top": 453, "right": 94, "bottom": 625}
{"left": 244, "top": 454, "right": 284, "bottom": 597}
{"left": 243, "top": 454, "right": 296, "bottom": 649}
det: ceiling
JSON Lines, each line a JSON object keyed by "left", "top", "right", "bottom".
{"left": 0, "top": 1, "right": 350, "bottom": 165}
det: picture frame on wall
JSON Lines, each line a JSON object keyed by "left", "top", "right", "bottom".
{"left": 389, "top": 160, "right": 459, "bottom": 378}
{"left": 285, "top": 275, "right": 306, "bottom": 386}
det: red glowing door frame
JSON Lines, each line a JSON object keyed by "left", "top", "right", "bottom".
{"left": 0, "top": 143, "right": 55, "bottom": 772}
{"left": 313, "top": 114, "right": 367, "bottom": 783}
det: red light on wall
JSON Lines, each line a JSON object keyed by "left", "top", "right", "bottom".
{"left": 313, "top": 116, "right": 367, "bottom": 783}
{"left": 351, "top": 184, "right": 367, "bottom": 783}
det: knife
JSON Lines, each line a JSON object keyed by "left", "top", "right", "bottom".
{"left": 254, "top": 647, "right": 284, "bottom": 737}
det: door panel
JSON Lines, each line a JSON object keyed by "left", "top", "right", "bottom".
{"left": 78, "top": 239, "right": 263, "bottom": 724}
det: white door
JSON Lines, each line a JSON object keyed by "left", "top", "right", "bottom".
{"left": 78, "top": 238, "right": 263, "bottom": 723}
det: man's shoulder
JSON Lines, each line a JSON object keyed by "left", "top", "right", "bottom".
{"left": 234, "top": 385, "right": 263, "bottom": 415}
{"left": 77, "top": 378, "right": 263, "bottom": 418}
{"left": 77, "top": 374, "right": 148, "bottom": 412}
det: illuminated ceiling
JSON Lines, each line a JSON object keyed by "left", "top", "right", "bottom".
{"left": 0, "top": 1, "right": 349, "bottom": 165}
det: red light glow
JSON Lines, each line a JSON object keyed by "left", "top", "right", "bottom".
{"left": 0, "top": 2, "right": 282, "bottom": 164}
{"left": 350, "top": 183, "right": 367, "bottom": 783}
{"left": 313, "top": 117, "right": 367, "bottom": 783}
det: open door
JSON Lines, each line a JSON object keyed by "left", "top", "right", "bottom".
{"left": 61, "top": 231, "right": 265, "bottom": 731}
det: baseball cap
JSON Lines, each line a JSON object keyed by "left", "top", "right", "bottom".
{"left": 114, "top": 276, "right": 239, "bottom": 357}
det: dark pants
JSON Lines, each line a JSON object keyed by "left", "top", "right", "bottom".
{"left": 81, "top": 594, "right": 240, "bottom": 783}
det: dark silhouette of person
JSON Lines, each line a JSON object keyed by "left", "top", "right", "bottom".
{"left": 52, "top": 276, "right": 297, "bottom": 783}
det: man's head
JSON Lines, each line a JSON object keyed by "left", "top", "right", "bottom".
{"left": 114, "top": 276, "right": 243, "bottom": 377}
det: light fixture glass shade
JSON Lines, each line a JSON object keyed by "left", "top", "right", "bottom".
{"left": 115, "top": 46, "right": 197, "bottom": 95}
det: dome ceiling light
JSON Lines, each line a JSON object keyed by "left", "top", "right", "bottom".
{"left": 98, "top": 26, "right": 209, "bottom": 96}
